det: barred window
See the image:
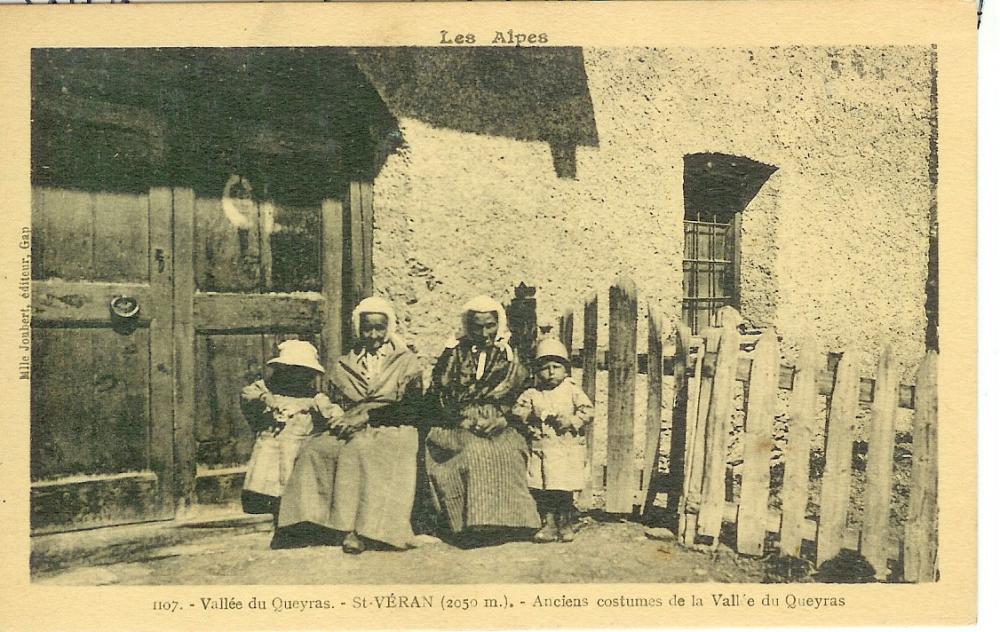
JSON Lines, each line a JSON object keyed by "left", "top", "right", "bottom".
{"left": 682, "top": 153, "right": 776, "bottom": 334}
{"left": 682, "top": 208, "right": 739, "bottom": 334}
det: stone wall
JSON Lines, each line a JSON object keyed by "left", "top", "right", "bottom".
{"left": 365, "top": 46, "right": 934, "bottom": 377}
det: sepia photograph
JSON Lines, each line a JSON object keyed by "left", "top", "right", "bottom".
{"left": 0, "top": 1, "right": 979, "bottom": 629}
{"left": 26, "top": 43, "right": 941, "bottom": 587}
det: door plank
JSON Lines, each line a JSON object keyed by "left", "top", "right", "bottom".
{"left": 32, "top": 187, "right": 95, "bottom": 280}
{"left": 194, "top": 195, "right": 261, "bottom": 293}
{"left": 173, "top": 188, "right": 198, "bottom": 514}
{"left": 93, "top": 191, "right": 150, "bottom": 282}
{"left": 194, "top": 292, "right": 324, "bottom": 332}
{"left": 90, "top": 327, "right": 151, "bottom": 475}
{"left": 147, "top": 187, "right": 176, "bottom": 518}
{"left": 321, "top": 199, "right": 344, "bottom": 369}
{"left": 31, "top": 473, "right": 161, "bottom": 535}
{"left": 32, "top": 280, "right": 150, "bottom": 324}
{"left": 196, "top": 334, "right": 264, "bottom": 468}
{"left": 348, "top": 181, "right": 366, "bottom": 306}
{"left": 30, "top": 329, "right": 96, "bottom": 480}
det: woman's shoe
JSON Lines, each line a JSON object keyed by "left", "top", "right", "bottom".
{"left": 532, "top": 513, "right": 559, "bottom": 543}
{"left": 557, "top": 511, "right": 576, "bottom": 542}
{"left": 343, "top": 531, "right": 366, "bottom": 554}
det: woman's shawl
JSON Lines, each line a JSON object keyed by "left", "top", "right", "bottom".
{"left": 328, "top": 339, "right": 423, "bottom": 426}
{"left": 429, "top": 338, "right": 530, "bottom": 425}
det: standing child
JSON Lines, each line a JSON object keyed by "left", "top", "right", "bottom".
{"left": 512, "top": 338, "right": 594, "bottom": 543}
{"left": 240, "top": 340, "right": 342, "bottom": 523}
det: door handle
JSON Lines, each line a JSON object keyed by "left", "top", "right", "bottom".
{"left": 155, "top": 248, "right": 166, "bottom": 273}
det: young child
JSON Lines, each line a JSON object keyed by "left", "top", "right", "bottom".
{"left": 240, "top": 340, "right": 342, "bottom": 523}
{"left": 511, "top": 338, "right": 594, "bottom": 543}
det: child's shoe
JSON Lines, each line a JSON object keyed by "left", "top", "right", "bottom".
{"left": 557, "top": 511, "right": 576, "bottom": 542}
{"left": 532, "top": 513, "right": 559, "bottom": 543}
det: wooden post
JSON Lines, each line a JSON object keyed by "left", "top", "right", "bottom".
{"left": 171, "top": 188, "right": 197, "bottom": 516}
{"left": 640, "top": 306, "right": 664, "bottom": 512}
{"left": 578, "top": 293, "right": 599, "bottom": 509}
{"left": 665, "top": 322, "right": 692, "bottom": 520}
{"left": 816, "top": 346, "right": 861, "bottom": 565}
{"left": 904, "top": 351, "right": 938, "bottom": 582}
{"left": 506, "top": 282, "right": 537, "bottom": 363}
{"left": 605, "top": 277, "right": 638, "bottom": 514}
{"left": 347, "top": 182, "right": 369, "bottom": 307}
{"left": 359, "top": 181, "right": 375, "bottom": 299}
{"left": 862, "top": 344, "right": 900, "bottom": 579}
{"left": 779, "top": 336, "right": 819, "bottom": 556}
{"left": 559, "top": 308, "right": 574, "bottom": 357}
{"left": 148, "top": 187, "right": 177, "bottom": 519}
{"left": 582, "top": 294, "right": 598, "bottom": 403}
{"left": 697, "top": 320, "right": 741, "bottom": 540}
{"left": 736, "top": 328, "right": 779, "bottom": 555}
{"left": 321, "top": 199, "right": 345, "bottom": 369}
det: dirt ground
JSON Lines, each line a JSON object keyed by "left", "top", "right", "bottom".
{"left": 32, "top": 518, "right": 765, "bottom": 586}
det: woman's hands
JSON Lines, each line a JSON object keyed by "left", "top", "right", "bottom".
{"left": 329, "top": 408, "right": 369, "bottom": 439}
{"left": 458, "top": 407, "right": 508, "bottom": 437}
{"left": 471, "top": 415, "right": 507, "bottom": 437}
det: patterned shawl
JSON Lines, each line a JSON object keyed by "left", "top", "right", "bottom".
{"left": 430, "top": 337, "right": 529, "bottom": 425}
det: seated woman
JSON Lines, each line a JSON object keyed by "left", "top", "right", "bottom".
{"left": 273, "top": 297, "right": 424, "bottom": 554}
{"left": 424, "top": 295, "right": 541, "bottom": 545}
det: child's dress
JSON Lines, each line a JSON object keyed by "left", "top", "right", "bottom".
{"left": 512, "top": 378, "right": 594, "bottom": 491}
{"left": 240, "top": 379, "right": 342, "bottom": 504}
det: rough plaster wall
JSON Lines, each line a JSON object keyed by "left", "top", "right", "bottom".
{"left": 372, "top": 46, "right": 933, "bottom": 376}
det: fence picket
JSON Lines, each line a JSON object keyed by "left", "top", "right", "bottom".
{"left": 681, "top": 331, "right": 714, "bottom": 545}
{"left": 817, "top": 346, "right": 861, "bottom": 566}
{"left": 578, "top": 293, "right": 599, "bottom": 509}
{"left": 737, "top": 328, "right": 779, "bottom": 555}
{"left": 666, "top": 322, "right": 692, "bottom": 515}
{"left": 640, "top": 306, "right": 664, "bottom": 511}
{"left": 697, "top": 320, "right": 741, "bottom": 540}
{"left": 779, "top": 336, "right": 819, "bottom": 556}
{"left": 904, "top": 351, "right": 938, "bottom": 582}
{"left": 861, "top": 344, "right": 899, "bottom": 579}
{"left": 606, "top": 277, "right": 639, "bottom": 513}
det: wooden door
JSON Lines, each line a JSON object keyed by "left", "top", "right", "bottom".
{"left": 30, "top": 187, "right": 176, "bottom": 533}
{"left": 174, "top": 187, "right": 349, "bottom": 513}
{"left": 31, "top": 184, "right": 361, "bottom": 530}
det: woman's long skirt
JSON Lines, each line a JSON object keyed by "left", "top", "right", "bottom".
{"left": 277, "top": 426, "right": 419, "bottom": 549}
{"left": 425, "top": 426, "right": 541, "bottom": 533}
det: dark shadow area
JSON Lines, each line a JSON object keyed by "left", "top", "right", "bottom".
{"left": 814, "top": 549, "right": 877, "bottom": 583}
{"left": 32, "top": 48, "right": 400, "bottom": 206}
{"left": 683, "top": 153, "right": 778, "bottom": 216}
{"left": 353, "top": 47, "right": 599, "bottom": 179}
{"left": 33, "top": 46, "right": 600, "bottom": 204}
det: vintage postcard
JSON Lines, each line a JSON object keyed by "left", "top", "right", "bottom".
{"left": 0, "top": 1, "right": 978, "bottom": 630}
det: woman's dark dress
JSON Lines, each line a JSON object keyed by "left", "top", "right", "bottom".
{"left": 425, "top": 340, "right": 541, "bottom": 533}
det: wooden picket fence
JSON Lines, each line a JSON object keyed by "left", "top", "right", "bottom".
{"left": 558, "top": 276, "right": 938, "bottom": 582}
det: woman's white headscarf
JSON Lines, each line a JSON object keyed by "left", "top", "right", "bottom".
{"left": 459, "top": 295, "right": 511, "bottom": 345}
{"left": 351, "top": 296, "right": 406, "bottom": 349}
{"left": 456, "top": 295, "right": 513, "bottom": 379}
